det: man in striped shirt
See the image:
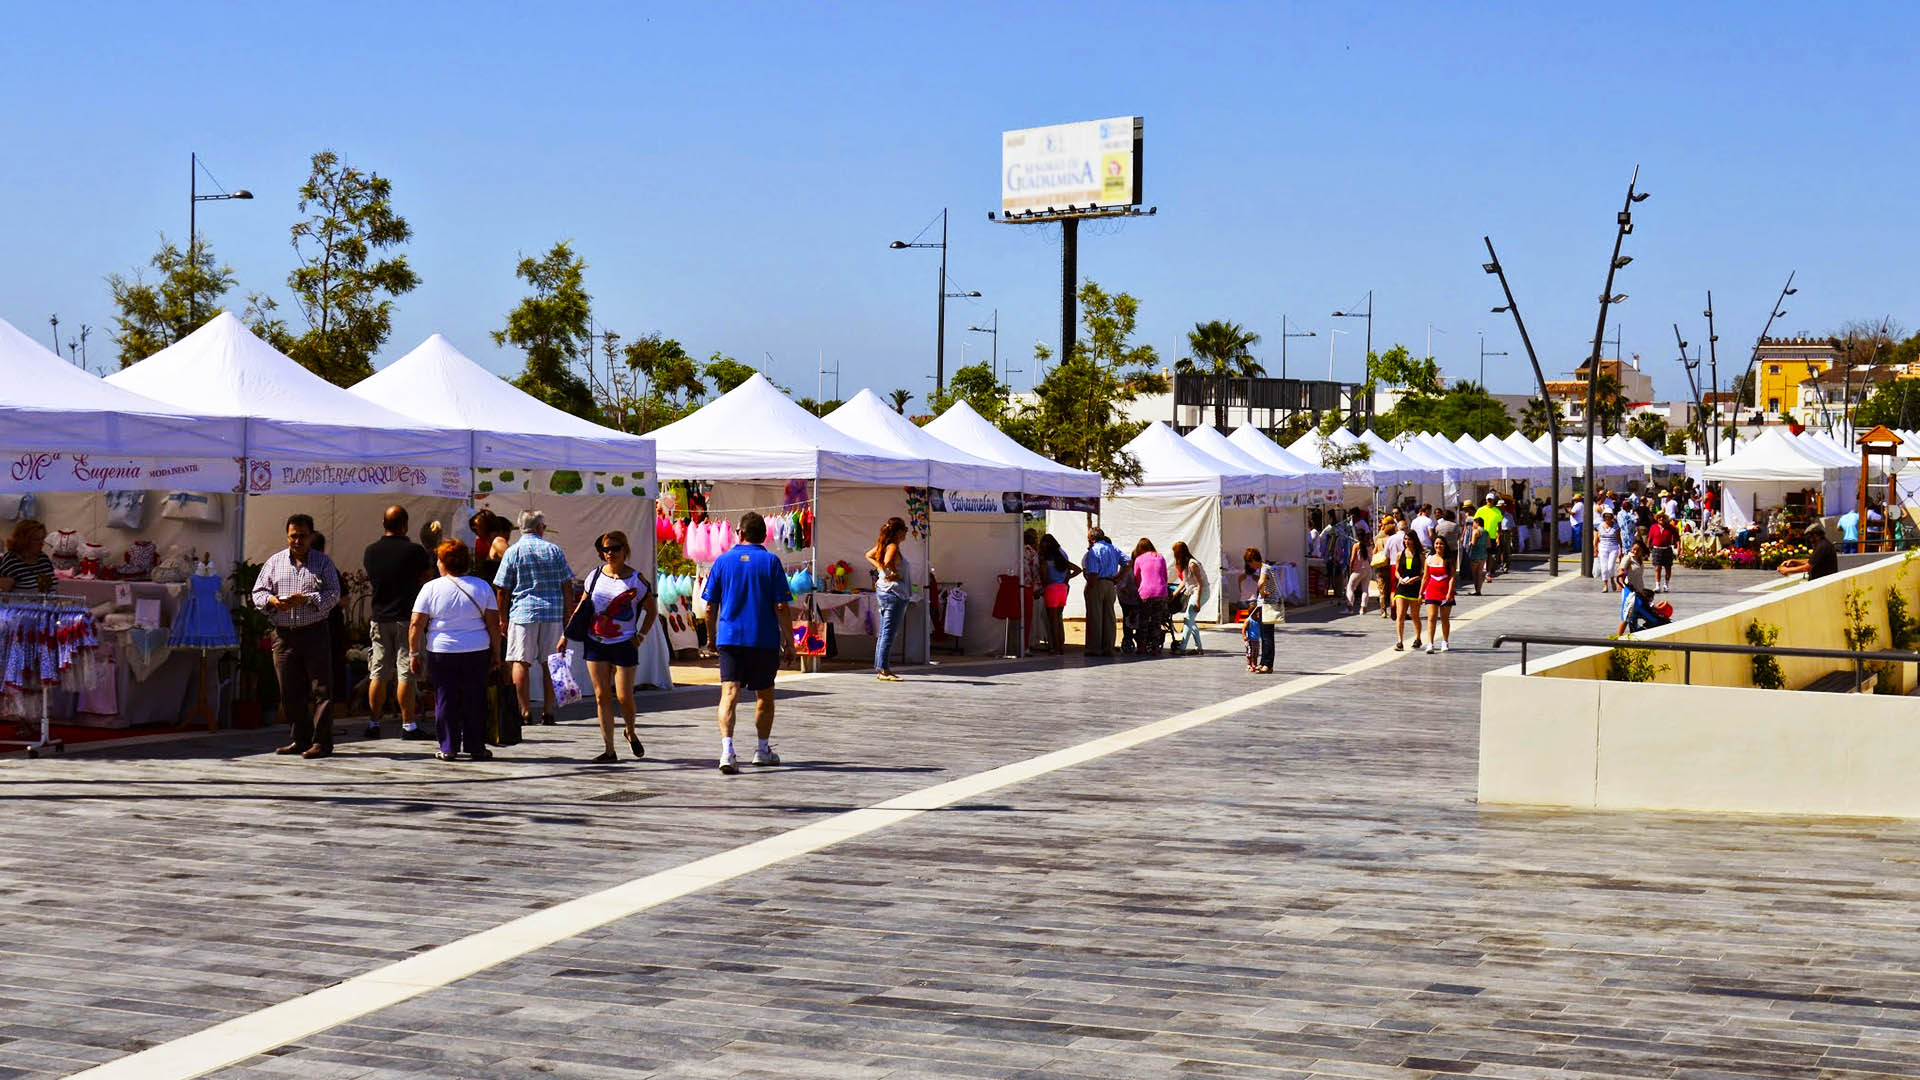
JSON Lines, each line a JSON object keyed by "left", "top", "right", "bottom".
{"left": 251, "top": 513, "right": 342, "bottom": 759}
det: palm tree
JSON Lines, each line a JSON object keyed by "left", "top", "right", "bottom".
{"left": 1177, "top": 320, "right": 1264, "bottom": 378}
{"left": 1520, "top": 395, "right": 1558, "bottom": 439}
{"left": 887, "top": 388, "right": 913, "bottom": 415}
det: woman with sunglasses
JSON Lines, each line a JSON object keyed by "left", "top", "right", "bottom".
{"left": 577, "top": 530, "right": 657, "bottom": 763}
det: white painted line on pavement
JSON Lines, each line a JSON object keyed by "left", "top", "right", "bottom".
{"left": 67, "top": 571, "right": 1571, "bottom": 1080}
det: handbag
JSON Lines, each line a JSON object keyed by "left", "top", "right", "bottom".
{"left": 160, "top": 491, "right": 222, "bottom": 524}
{"left": 563, "top": 569, "right": 601, "bottom": 642}
{"left": 1257, "top": 566, "right": 1285, "bottom": 625}
{"left": 104, "top": 490, "right": 146, "bottom": 530}
{"left": 0, "top": 493, "right": 33, "bottom": 521}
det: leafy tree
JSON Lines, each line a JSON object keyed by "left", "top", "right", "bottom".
{"left": 1626, "top": 411, "right": 1668, "bottom": 449}
{"left": 1010, "top": 281, "right": 1165, "bottom": 492}
{"left": 495, "top": 241, "right": 596, "bottom": 419}
{"left": 1589, "top": 372, "right": 1628, "bottom": 435}
{"left": 106, "top": 236, "right": 238, "bottom": 365}
{"left": 1271, "top": 411, "right": 1316, "bottom": 446}
{"left": 1664, "top": 430, "right": 1690, "bottom": 456}
{"left": 1176, "top": 320, "right": 1264, "bottom": 377}
{"left": 887, "top": 388, "right": 913, "bottom": 415}
{"left": 703, "top": 353, "right": 759, "bottom": 395}
{"left": 1378, "top": 381, "right": 1515, "bottom": 440}
{"left": 1364, "top": 345, "right": 1441, "bottom": 395}
{"left": 1855, "top": 378, "right": 1920, "bottom": 430}
{"left": 1313, "top": 410, "right": 1374, "bottom": 472}
{"left": 793, "top": 397, "right": 843, "bottom": 417}
{"left": 279, "top": 151, "right": 419, "bottom": 385}
{"left": 622, "top": 333, "right": 705, "bottom": 432}
{"left": 926, "top": 361, "right": 1012, "bottom": 424}
{"left": 1519, "top": 395, "right": 1558, "bottom": 439}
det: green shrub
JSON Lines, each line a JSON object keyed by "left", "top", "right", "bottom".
{"left": 1746, "top": 619, "right": 1784, "bottom": 690}
{"left": 1607, "top": 644, "right": 1664, "bottom": 682}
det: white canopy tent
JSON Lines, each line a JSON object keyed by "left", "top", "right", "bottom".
{"left": 826, "top": 390, "right": 1023, "bottom": 655}
{"left": 352, "top": 334, "right": 667, "bottom": 689}
{"left": 1701, "top": 427, "right": 1851, "bottom": 527}
{"left": 107, "top": 313, "right": 470, "bottom": 562}
{"left": 1287, "top": 428, "right": 1415, "bottom": 505}
{"left": 1063, "top": 423, "right": 1288, "bottom": 623}
{"left": 1226, "top": 425, "right": 1343, "bottom": 501}
{"left": 1458, "top": 432, "right": 1548, "bottom": 484}
{"left": 1341, "top": 429, "right": 1446, "bottom": 507}
{"left": 1537, "top": 434, "right": 1642, "bottom": 487}
{"left": 922, "top": 400, "right": 1102, "bottom": 505}
{"left": 1188, "top": 425, "right": 1327, "bottom": 587}
{"left": 648, "top": 374, "right": 930, "bottom": 664}
{"left": 1613, "top": 434, "right": 1681, "bottom": 471}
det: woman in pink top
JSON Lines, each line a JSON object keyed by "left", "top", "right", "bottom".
{"left": 1130, "top": 538, "right": 1170, "bottom": 656}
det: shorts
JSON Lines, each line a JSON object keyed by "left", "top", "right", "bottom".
{"left": 505, "top": 621, "right": 562, "bottom": 664}
{"left": 583, "top": 638, "right": 638, "bottom": 667}
{"left": 367, "top": 620, "right": 412, "bottom": 683}
{"left": 1044, "top": 583, "right": 1070, "bottom": 608}
{"left": 717, "top": 644, "right": 779, "bottom": 692}
{"left": 1650, "top": 546, "right": 1675, "bottom": 568}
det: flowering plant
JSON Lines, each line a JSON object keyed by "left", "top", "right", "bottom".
{"left": 1758, "top": 541, "right": 1810, "bottom": 570}
{"left": 1728, "top": 547, "right": 1758, "bottom": 569}
{"left": 1678, "top": 531, "right": 1730, "bottom": 569}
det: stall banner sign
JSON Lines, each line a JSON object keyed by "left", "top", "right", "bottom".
{"left": 1020, "top": 493, "right": 1099, "bottom": 513}
{"left": 931, "top": 489, "right": 1020, "bottom": 514}
{"left": 3, "top": 451, "right": 237, "bottom": 493}
{"left": 251, "top": 458, "right": 468, "bottom": 498}
{"left": 473, "top": 467, "right": 656, "bottom": 499}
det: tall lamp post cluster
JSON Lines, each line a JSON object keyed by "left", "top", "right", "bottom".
{"left": 889, "top": 208, "right": 980, "bottom": 397}
{"left": 1482, "top": 238, "right": 1562, "bottom": 577}
{"left": 1573, "top": 167, "right": 1650, "bottom": 578}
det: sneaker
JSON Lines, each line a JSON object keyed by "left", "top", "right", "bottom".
{"left": 1424, "top": 643, "right": 1436, "bottom": 654}
{"left": 1438, "top": 640, "right": 1450, "bottom": 653}
{"left": 753, "top": 745, "right": 780, "bottom": 767}
{"left": 364, "top": 722, "right": 381, "bottom": 739}
{"left": 401, "top": 726, "right": 428, "bottom": 741}
{"left": 719, "top": 750, "right": 739, "bottom": 775}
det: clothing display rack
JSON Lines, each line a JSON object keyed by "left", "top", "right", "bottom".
{"left": 0, "top": 591, "right": 88, "bottom": 758}
{"left": 929, "top": 578, "right": 965, "bottom": 655}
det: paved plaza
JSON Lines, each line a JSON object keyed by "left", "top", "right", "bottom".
{"left": 6, "top": 562, "right": 1920, "bottom": 1079}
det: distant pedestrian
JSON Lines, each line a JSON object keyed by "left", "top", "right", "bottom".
{"left": 865, "top": 516, "right": 910, "bottom": 680}
{"left": 1169, "top": 541, "right": 1208, "bottom": 654}
{"left": 1081, "top": 529, "right": 1124, "bottom": 657}
{"left": 1465, "top": 516, "right": 1490, "bottom": 596}
{"left": 1022, "top": 529, "right": 1044, "bottom": 652}
{"left": 1378, "top": 519, "right": 1403, "bottom": 622}
{"left": 572, "top": 530, "right": 655, "bottom": 763}
{"left": 702, "top": 511, "right": 795, "bottom": 775}
{"left": 1421, "top": 535, "right": 1457, "bottom": 653}
{"left": 494, "top": 510, "right": 576, "bottom": 727}
{"left": 1131, "top": 538, "right": 1168, "bottom": 656}
{"left": 1037, "top": 533, "right": 1079, "bottom": 655}
{"left": 1647, "top": 512, "right": 1678, "bottom": 593}
{"left": 1244, "top": 547, "right": 1280, "bottom": 674}
{"left": 1393, "top": 529, "right": 1425, "bottom": 652}
{"left": 1596, "top": 511, "right": 1622, "bottom": 591}
{"left": 409, "top": 540, "right": 501, "bottom": 762}
{"left": 363, "top": 505, "right": 433, "bottom": 740}
{"left": 1344, "top": 526, "right": 1374, "bottom": 615}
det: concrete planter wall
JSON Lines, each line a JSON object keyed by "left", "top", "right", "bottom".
{"left": 1479, "top": 554, "right": 1920, "bottom": 816}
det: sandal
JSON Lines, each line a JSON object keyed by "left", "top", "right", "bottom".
{"left": 627, "top": 732, "right": 645, "bottom": 759}
{"left": 433, "top": 751, "right": 455, "bottom": 762}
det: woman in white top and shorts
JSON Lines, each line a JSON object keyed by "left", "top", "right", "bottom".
{"left": 409, "top": 541, "right": 501, "bottom": 762}
{"left": 575, "top": 530, "right": 657, "bottom": 764}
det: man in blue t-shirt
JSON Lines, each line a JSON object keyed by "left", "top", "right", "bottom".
{"left": 701, "top": 511, "right": 794, "bottom": 774}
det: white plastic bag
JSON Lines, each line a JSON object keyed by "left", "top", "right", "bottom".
{"left": 546, "top": 649, "right": 582, "bottom": 708}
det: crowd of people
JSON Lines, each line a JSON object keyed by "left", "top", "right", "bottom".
{"left": 1017, "top": 527, "right": 1216, "bottom": 661}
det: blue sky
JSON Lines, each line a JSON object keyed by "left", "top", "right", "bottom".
{"left": 3, "top": 2, "right": 1913, "bottom": 408}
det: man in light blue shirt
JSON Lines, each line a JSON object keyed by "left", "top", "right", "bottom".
{"left": 494, "top": 510, "right": 576, "bottom": 726}
{"left": 1082, "top": 529, "right": 1124, "bottom": 657}
{"left": 1837, "top": 509, "right": 1861, "bottom": 554}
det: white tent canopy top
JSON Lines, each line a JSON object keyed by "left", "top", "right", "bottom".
{"left": 1606, "top": 434, "right": 1677, "bottom": 469}
{"left": 1288, "top": 428, "right": 1415, "bottom": 486}
{"left": 1226, "top": 425, "right": 1343, "bottom": 492}
{"left": 1183, "top": 424, "right": 1312, "bottom": 496}
{"left": 922, "top": 400, "right": 1101, "bottom": 501}
{"left": 1537, "top": 433, "right": 1641, "bottom": 477}
{"left": 108, "top": 313, "right": 465, "bottom": 465}
{"left": 352, "top": 334, "right": 654, "bottom": 474}
{"left": 1407, "top": 431, "right": 1501, "bottom": 481}
{"left": 1501, "top": 431, "right": 1558, "bottom": 469}
{"left": 1702, "top": 427, "right": 1843, "bottom": 483}
{"left": 1456, "top": 432, "right": 1547, "bottom": 481}
{"left": 0, "top": 313, "right": 243, "bottom": 460}
{"left": 647, "top": 373, "right": 924, "bottom": 484}
{"left": 1340, "top": 429, "right": 1445, "bottom": 483}
{"left": 825, "top": 389, "right": 1020, "bottom": 494}
{"left": 1120, "top": 422, "right": 1266, "bottom": 499}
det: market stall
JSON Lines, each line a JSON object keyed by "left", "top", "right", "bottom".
{"left": 1701, "top": 427, "right": 1849, "bottom": 529}
{"left": 1287, "top": 427, "right": 1427, "bottom": 510}
{"left": 0, "top": 314, "right": 248, "bottom": 742}
{"left": 1186, "top": 425, "right": 1329, "bottom": 581}
{"left": 825, "top": 390, "right": 1022, "bottom": 657}
{"left": 351, "top": 333, "right": 665, "bottom": 688}
{"left": 647, "top": 374, "right": 929, "bottom": 668}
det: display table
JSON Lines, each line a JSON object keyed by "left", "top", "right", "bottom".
{"left": 62, "top": 579, "right": 188, "bottom": 622}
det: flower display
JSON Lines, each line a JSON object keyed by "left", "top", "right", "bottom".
{"left": 1758, "top": 541, "right": 1810, "bottom": 570}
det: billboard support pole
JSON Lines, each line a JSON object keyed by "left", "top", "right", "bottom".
{"left": 1060, "top": 217, "right": 1078, "bottom": 365}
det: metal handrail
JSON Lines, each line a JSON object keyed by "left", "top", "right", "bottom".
{"left": 1492, "top": 632, "right": 1920, "bottom": 689}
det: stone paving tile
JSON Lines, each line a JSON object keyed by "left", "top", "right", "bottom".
{"left": 12, "top": 564, "right": 1920, "bottom": 1078}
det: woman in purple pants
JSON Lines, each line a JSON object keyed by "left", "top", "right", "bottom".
{"left": 408, "top": 541, "right": 502, "bottom": 761}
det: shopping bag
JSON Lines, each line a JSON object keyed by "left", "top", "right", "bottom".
{"left": 485, "top": 678, "right": 522, "bottom": 746}
{"left": 793, "top": 620, "right": 827, "bottom": 657}
{"left": 546, "top": 649, "right": 582, "bottom": 708}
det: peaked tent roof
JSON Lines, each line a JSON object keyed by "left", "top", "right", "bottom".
{"left": 923, "top": 400, "right": 1101, "bottom": 498}
{"left": 107, "top": 313, "right": 464, "bottom": 462}
{"left": 1798, "top": 431, "right": 1861, "bottom": 468}
{"left": 1340, "top": 429, "right": 1445, "bottom": 482}
{"left": 1288, "top": 428, "right": 1414, "bottom": 486}
{"left": 1606, "top": 433, "right": 1676, "bottom": 469}
{"left": 351, "top": 334, "right": 653, "bottom": 472}
{"left": 0, "top": 314, "right": 242, "bottom": 458}
{"left": 647, "top": 373, "right": 924, "bottom": 484}
{"left": 1535, "top": 433, "right": 1640, "bottom": 476}
{"left": 1227, "top": 425, "right": 1342, "bottom": 489}
{"left": 1456, "top": 432, "right": 1546, "bottom": 480}
{"left": 1701, "top": 427, "right": 1842, "bottom": 483}
{"left": 1118, "top": 422, "right": 1265, "bottom": 499}
{"left": 825, "top": 389, "right": 1019, "bottom": 492}
{"left": 1184, "top": 424, "right": 1310, "bottom": 495}
{"left": 1500, "top": 431, "right": 1557, "bottom": 467}
{"left": 1408, "top": 432, "right": 1501, "bottom": 481}
{"left": 1626, "top": 435, "right": 1682, "bottom": 467}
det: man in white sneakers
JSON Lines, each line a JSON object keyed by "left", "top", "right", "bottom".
{"left": 493, "top": 510, "right": 575, "bottom": 727}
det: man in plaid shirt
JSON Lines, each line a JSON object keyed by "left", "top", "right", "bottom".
{"left": 493, "top": 510, "right": 576, "bottom": 726}
{"left": 251, "top": 513, "right": 342, "bottom": 758}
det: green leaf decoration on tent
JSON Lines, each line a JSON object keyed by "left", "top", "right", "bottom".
{"left": 550, "top": 470, "right": 584, "bottom": 495}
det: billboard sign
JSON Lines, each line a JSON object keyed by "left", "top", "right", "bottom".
{"left": 1001, "top": 116, "right": 1142, "bottom": 215}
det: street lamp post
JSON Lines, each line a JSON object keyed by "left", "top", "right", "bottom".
{"left": 1279, "top": 313, "right": 1315, "bottom": 380}
{"left": 967, "top": 310, "right": 999, "bottom": 384}
{"left": 1484, "top": 237, "right": 1563, "bottom": 577}
{"left": 1477, "top": 331, "right": 1507, "bottom": 388}
{"left": 1703, "top": 291, "right": 1722, "bottom": 464}
{"left": 889, "top": 208, "right": 979, "bottom": 396}
{"left": 1579, "top": 166, "right": 1648, "bottom": 579}
{"left": 188, "top": 152, "right": 253, "bottom": 322}
{"left": 1331, "top": 290, "right": 1373, "bottom": 372}
{"left": 1732, "top": 272, "right": 1797, "bottom": 431}
{"left": 1326, "top": 327, "right": 1348, "bottom": 381}
{"left": 1674, "top": 324, "right": 1709, "bottom": 457}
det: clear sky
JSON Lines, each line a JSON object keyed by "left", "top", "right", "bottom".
{"left": 3, "top": 2, "right": 1913, "bottom": 409}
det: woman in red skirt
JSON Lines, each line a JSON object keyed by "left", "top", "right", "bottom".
{"left": 1421, "top": 535, "right": 1458, "bottom": 654}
